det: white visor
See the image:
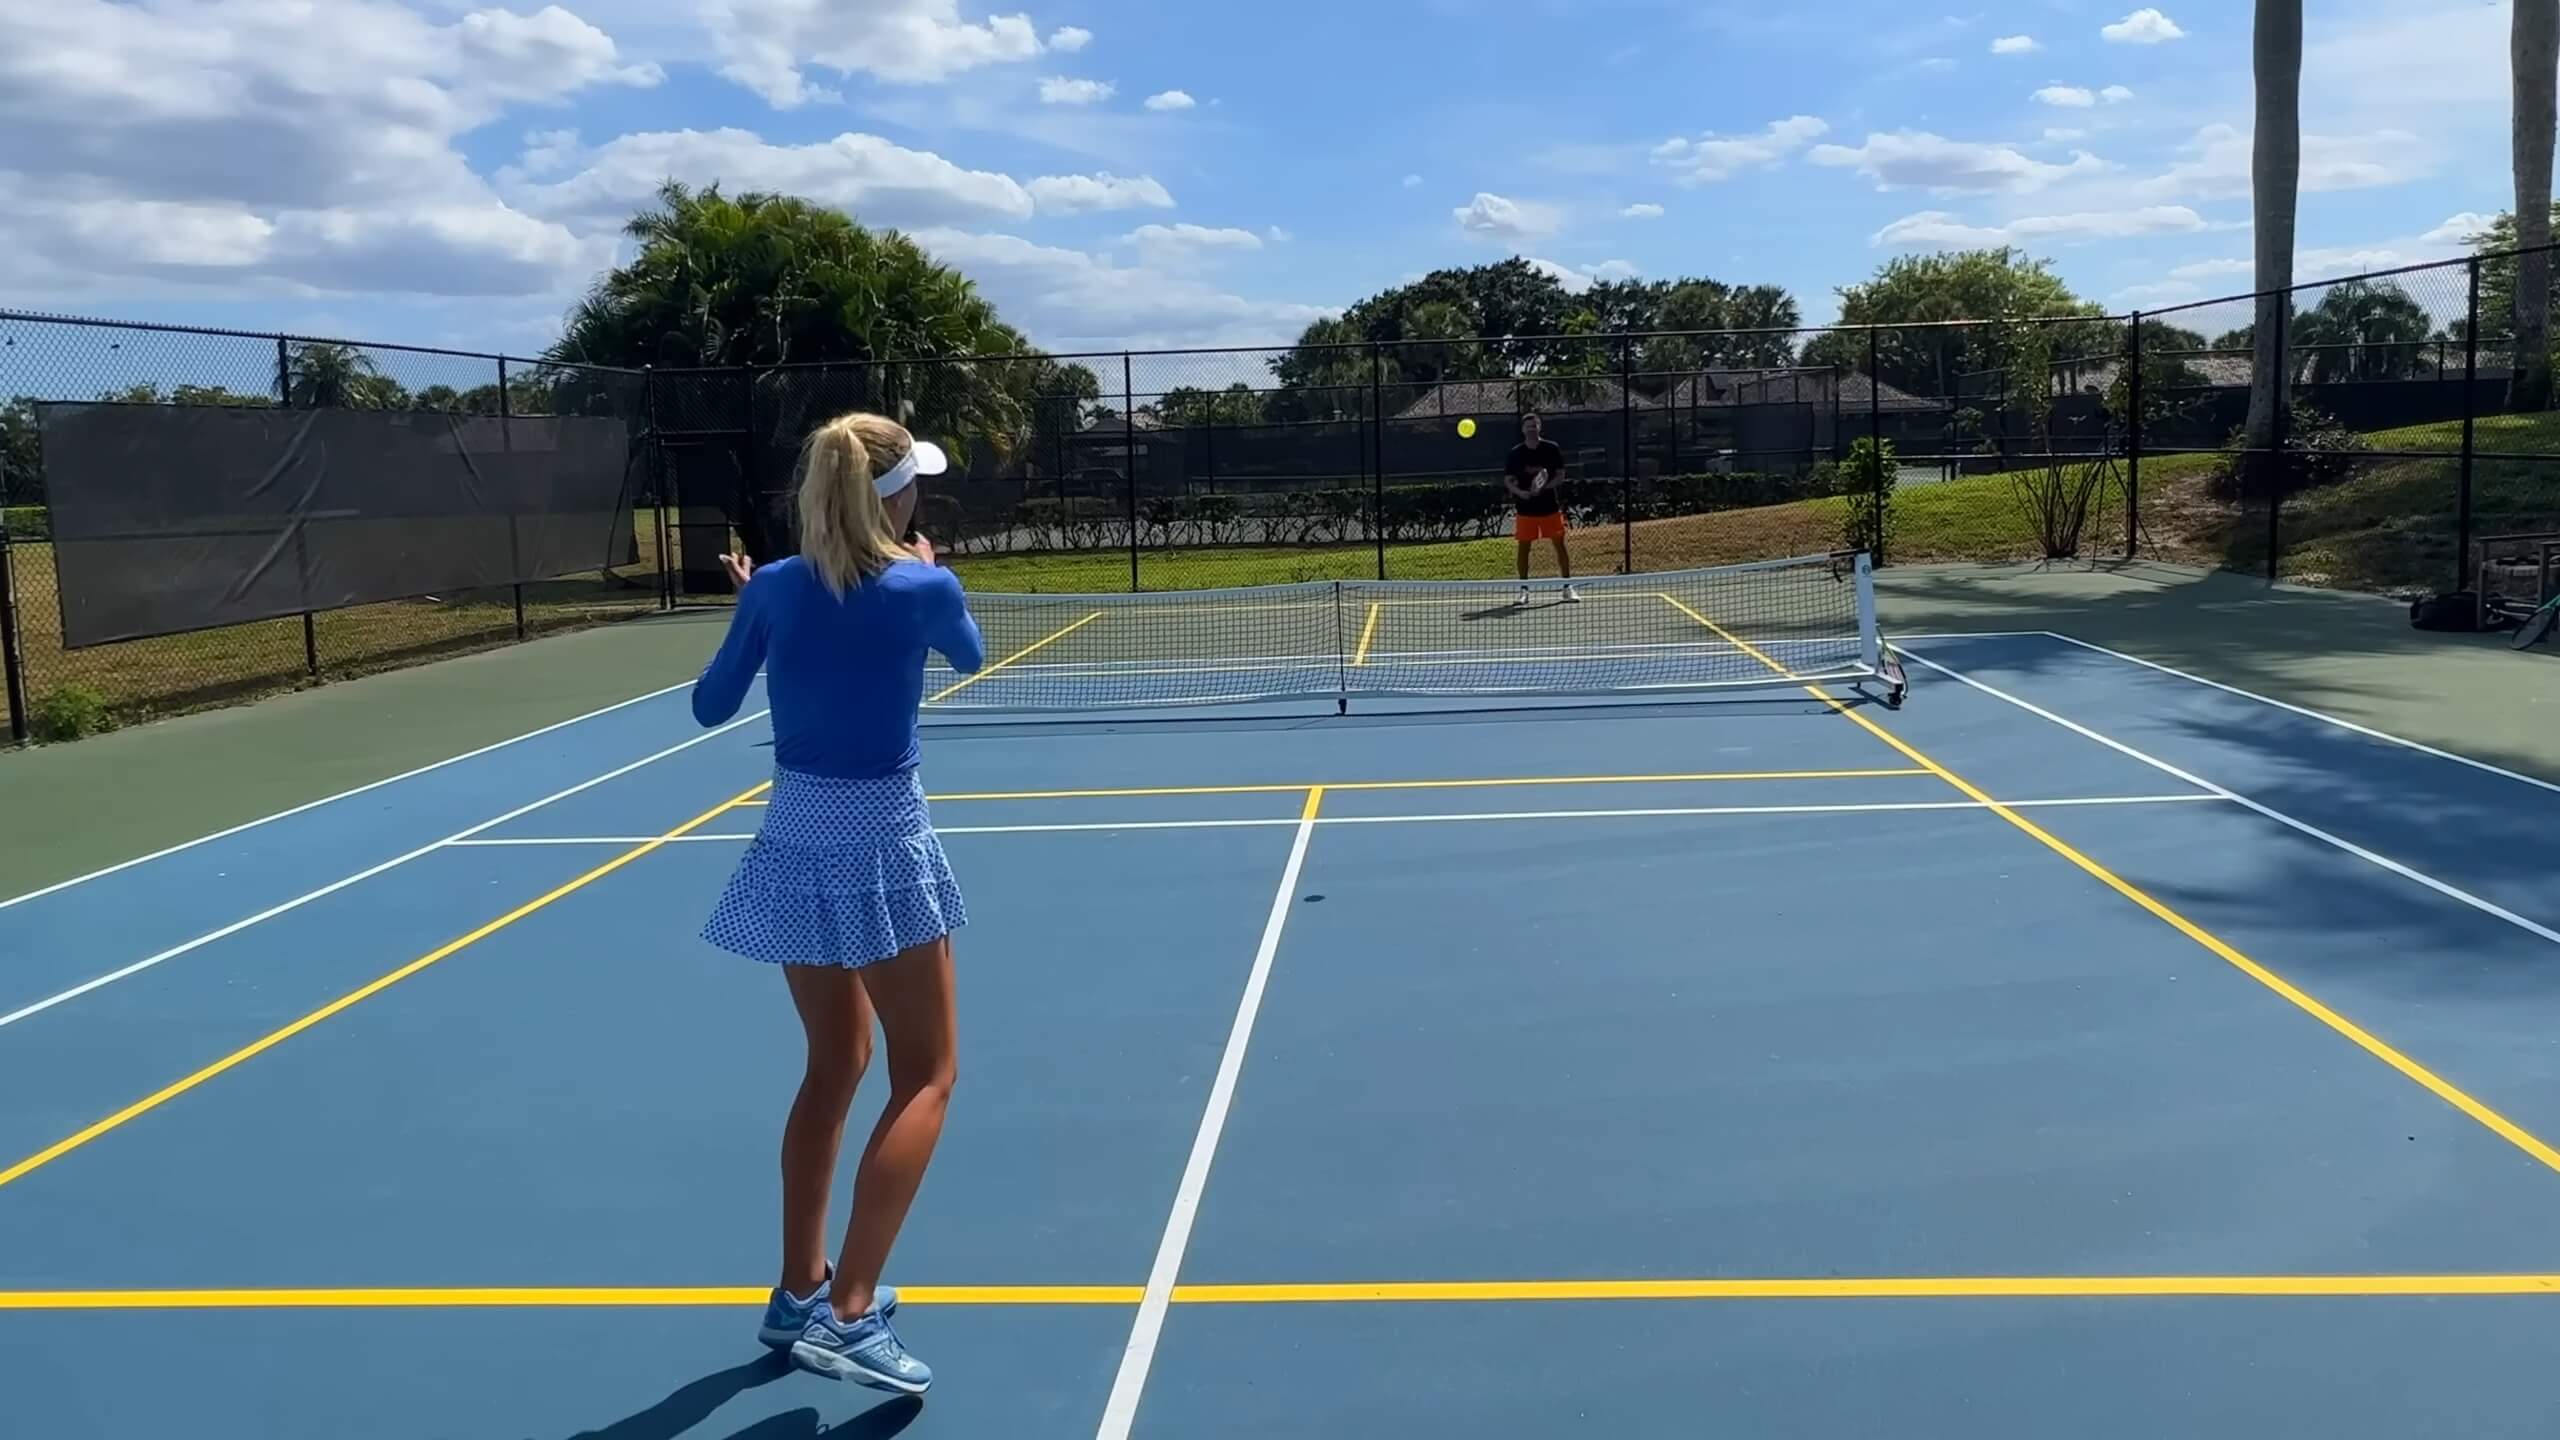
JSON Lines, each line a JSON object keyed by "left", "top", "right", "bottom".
{"left": 873, "top": 439, "right": 949, "bottom": 498}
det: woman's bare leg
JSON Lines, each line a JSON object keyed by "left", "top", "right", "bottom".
{"left": 779, "top": 963, "right": 875, "bottom": 1296}
{"left": 832, "top": 934, "right": 958, "bottom": 1321}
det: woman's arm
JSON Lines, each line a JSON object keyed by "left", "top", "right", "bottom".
{"left": 925, "top": 569, "right": 986, "bottom": 676}
{"left": 691, "top": 577, "right": 770, "bottom": 727}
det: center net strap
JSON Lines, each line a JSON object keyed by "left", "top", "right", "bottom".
{"left": 930, "top": 551, "right": 1884, "bottom": 711}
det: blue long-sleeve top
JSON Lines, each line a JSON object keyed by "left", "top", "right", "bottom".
{"left": 691, "top": 556, "right": 986, "bottom": 777}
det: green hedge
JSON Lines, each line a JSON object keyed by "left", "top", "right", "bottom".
{"left": 2, "top": 505, "right": 46, "bottom": 542}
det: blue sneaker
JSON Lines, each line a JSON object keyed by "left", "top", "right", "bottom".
{"left": 758, "top": 1266, "right": 896, "bottom": 1349}
{"left": 790, "top": 1305, "right": 932, "bottom": 1393}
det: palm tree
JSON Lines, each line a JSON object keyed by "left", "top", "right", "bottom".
{"left": 2513, "top": 0, "right": 2557, "bottom": 410}
{"left": 2246, "top": 0, "right": 2304, "bottom": 490}
{"left": 2293, "top": 281, "right": 2433, "bottom": 383}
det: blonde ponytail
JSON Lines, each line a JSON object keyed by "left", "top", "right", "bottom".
{"left": 795, "top": 411, "right": 922, "bottom": 596}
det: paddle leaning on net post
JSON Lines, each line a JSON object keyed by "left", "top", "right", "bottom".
{"left": 920, "top": 551, "right": 1906, "bottom": 714}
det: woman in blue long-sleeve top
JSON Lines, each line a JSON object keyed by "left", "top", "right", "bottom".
{"left": 690, "top": 410, "right": 983, "bottom": 1394}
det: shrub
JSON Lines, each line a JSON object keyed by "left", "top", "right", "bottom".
{"left": 1839, "top": 437, "right": 1896, "bottom": 555}
{"left": 31, "top": 685, "right": 114, "bottom": 743}
{"left": 1, "top": 506, "right": 45, "bottom": 542}
{"left": 2210, "top": 403, "right": 2373, "bottom": 501}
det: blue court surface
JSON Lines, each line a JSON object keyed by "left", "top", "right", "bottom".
{"left": 7, "top": 626, "right": 2560, "bottom": 1438}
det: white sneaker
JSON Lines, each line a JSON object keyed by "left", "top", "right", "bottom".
{"left": 1517, "top": 584, "right": 1531, "bottom": 605}
{"left": 1562, "top": 585, "right": 1582, "bottom": 603}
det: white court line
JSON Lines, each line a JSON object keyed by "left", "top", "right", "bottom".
{"left": 2035, "top": 630, "right": 2560, "bottom": 797}
{"left": 1898, "top": 646, "right": 2560, "bottom": 950}
{"left": 0, "top": 678, "right": 698, "bottom": 912}
{"left": 0, "top": 709, "right": 771, "bottom": 1032}
{"left": 1097, "top": 790, "right": 1322, "bottom": 1440}
{"left": 451, "top": 795, "right": 2224, "bottom": 847}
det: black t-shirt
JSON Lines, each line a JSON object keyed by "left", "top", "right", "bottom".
{"left": 1505, "top": 439, "right": 1566, "bottom": 516}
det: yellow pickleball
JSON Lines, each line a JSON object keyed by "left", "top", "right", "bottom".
{"left": 1457, "top": 417, "right": 1477, "bottom": 438}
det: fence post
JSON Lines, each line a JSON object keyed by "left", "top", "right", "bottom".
{"left": 2267, "top": 299, "right": 2288, "bottom": 582}
{"left": 644, "top": 366, "right": 672, "bottom": 610}
{"left": 2125, "top": 313, "right": 2143, "bottom": 560}
{"left": 1830, "top": 362, "right": 1843, "bottom": 462}
{"left": 0, "top": 453, "right": 25, "bottom": 744}
{"left": 1618, "top": 332, "right": 1635, "bottom": 574}
{"left": 2458, "top": 257, "right": 2482, "bottom": 596}
{"left": 499, "top": 357, "right": 525, "bottom": 642}
{"left": 1867, "top": 325, "right": 1885, "bottom": 564}
{"left": 277, "top": 336, "right": 319, "bottom": 678}
{"left": 1122, "top": 353, "right": 1139, "bottom": 592}
{"left": 1372, "top": 346, "right": 1386, "bottom": 581}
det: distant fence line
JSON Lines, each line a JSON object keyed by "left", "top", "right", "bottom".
{"left": 5, "top": 241, "right": 2559, "bottom": 742}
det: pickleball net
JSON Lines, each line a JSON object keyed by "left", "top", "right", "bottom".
{"left": 927, "top": 550, "right": 1901, "bottom": 712}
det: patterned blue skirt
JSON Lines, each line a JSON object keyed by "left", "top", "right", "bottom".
{"left": 700, "top": 767, "right": 967, "bottom": 968}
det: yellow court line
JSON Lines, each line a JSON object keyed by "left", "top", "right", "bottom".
{"left": 0, "top": 783, "right": 775, "bottom": 1193}
{"left": 921, "top": 770, "right": 1929, "bottom": 804}
{"left": 927, "top": 610, "right": 1105, "bottom": 704}
{"left": 10, "top": 1275, "right": 2560, "bottom": 1310}
{"left": 0, "top": 1286, "right": 1143, "bottom": 1310}
{"left": 1174, "top": 1275, "right": 2560, "bottom": 1302}
{"left": 1656, "top": 593, "right": 2560, "bottom": 1180}
{"left": 1351, "top": 601, "right": 1382, "bottom": 667}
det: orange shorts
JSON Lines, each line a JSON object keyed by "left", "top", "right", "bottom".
{"left": 1514, "top": 511, "right": 1568, "bottom": 542}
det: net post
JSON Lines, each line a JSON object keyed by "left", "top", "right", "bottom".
{"left": 2124, "top": 313, "right": 2142, "bottom": 560}
{"left": 1122, "top": 353, "right": 1138, "bottom": 592}
{"left": 500, "top": 356, "right": 525, "bottom": 642}
{"left": 2458, "top": 256, "right": 2481, "bottom": 598}
{"left": 1852, "top": 549, "right": 1884, "bottom": 675}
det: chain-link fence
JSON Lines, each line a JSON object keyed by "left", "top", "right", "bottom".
{"left": 0, "top": 312, "right": 658, "bottom": 742}
{"left": 10, "top": 243, "right": 2559, "bottom": 742}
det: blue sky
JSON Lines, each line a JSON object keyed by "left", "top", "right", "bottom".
{"left": 0, "top": 0, "right": 2521, "bottom": 359}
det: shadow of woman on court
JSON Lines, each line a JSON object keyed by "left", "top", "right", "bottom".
{"left": 559, "top": 1353, "right": 921, "bottom": 1440}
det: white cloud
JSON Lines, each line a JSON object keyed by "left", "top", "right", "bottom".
{"left": 1039, "top": 76, "right": 1115, "bottom": 106}
{"left": 1809, "top": 131, "right": 2107, "bottom": 193}
{"left": 1872, "top": 205, "right": 2207, "bottom": 248}
{"left": 517, "top": 128, "right": 584, "bottom": 178}
{"left": 1123, "top": 222, "right": 1262, "bottom": 264}
{"left": 0, "top": 0, "right": 651, "bottom": 300}
{"left": 909, "top": 227, "right": 1333, "bottom": 351}
{"left": 1917, "top": 57, "right": 1956, "bottom": 72}
{"left": 2135, "top": 123, "right": 2429, "bottom": 201}
{"left": 2102, "top": 8, "right": 2186, "bottom": 44}
{"left": 707, "top": 0, "right": 1046, "bottom": 106}
{"left": 508, "top": 128, "right": 1035, "bottom": 228}
{"left": 2044, "top": 128, "right": 2089, "bottom": 142}
{"left": 1143, "top": 89, "right": 1196, "bottom": 111}
{"left": 2420, "top": 212, "right": 2496, "bottom": 245}
{"left": 1401, "top": 174, "right": 1424, "bottom": 188}
{"left": 2101, "top": 84, "right": 2135, "bottom": 103}
{"left": 1991, "top": 34, "right": 2039, "bottom": 54}
{"left": 1621, "top": 202, "right": 1665, "bottom": 219}
{"left": 1652, "top": 115, "right": 1830, "bottom": 183}
{"left": 2034, "top": 86, "right": 2097, "bottom": 108}
{"left": 1453, "top": 192, "right": 1561, "bottom": 241}
{"left": 1524, "top": 256, "right": 1638, "bottom": 294}
{"left": 1048, "top": 25, "right": 1091, "bottom": 52}
{"left": 1024, "top": 171, "right": 1174, "bottom": 212}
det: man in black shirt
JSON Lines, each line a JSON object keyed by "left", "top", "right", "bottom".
{"left": 1503, "top": 413, "right": 1579, "bottom": 602}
